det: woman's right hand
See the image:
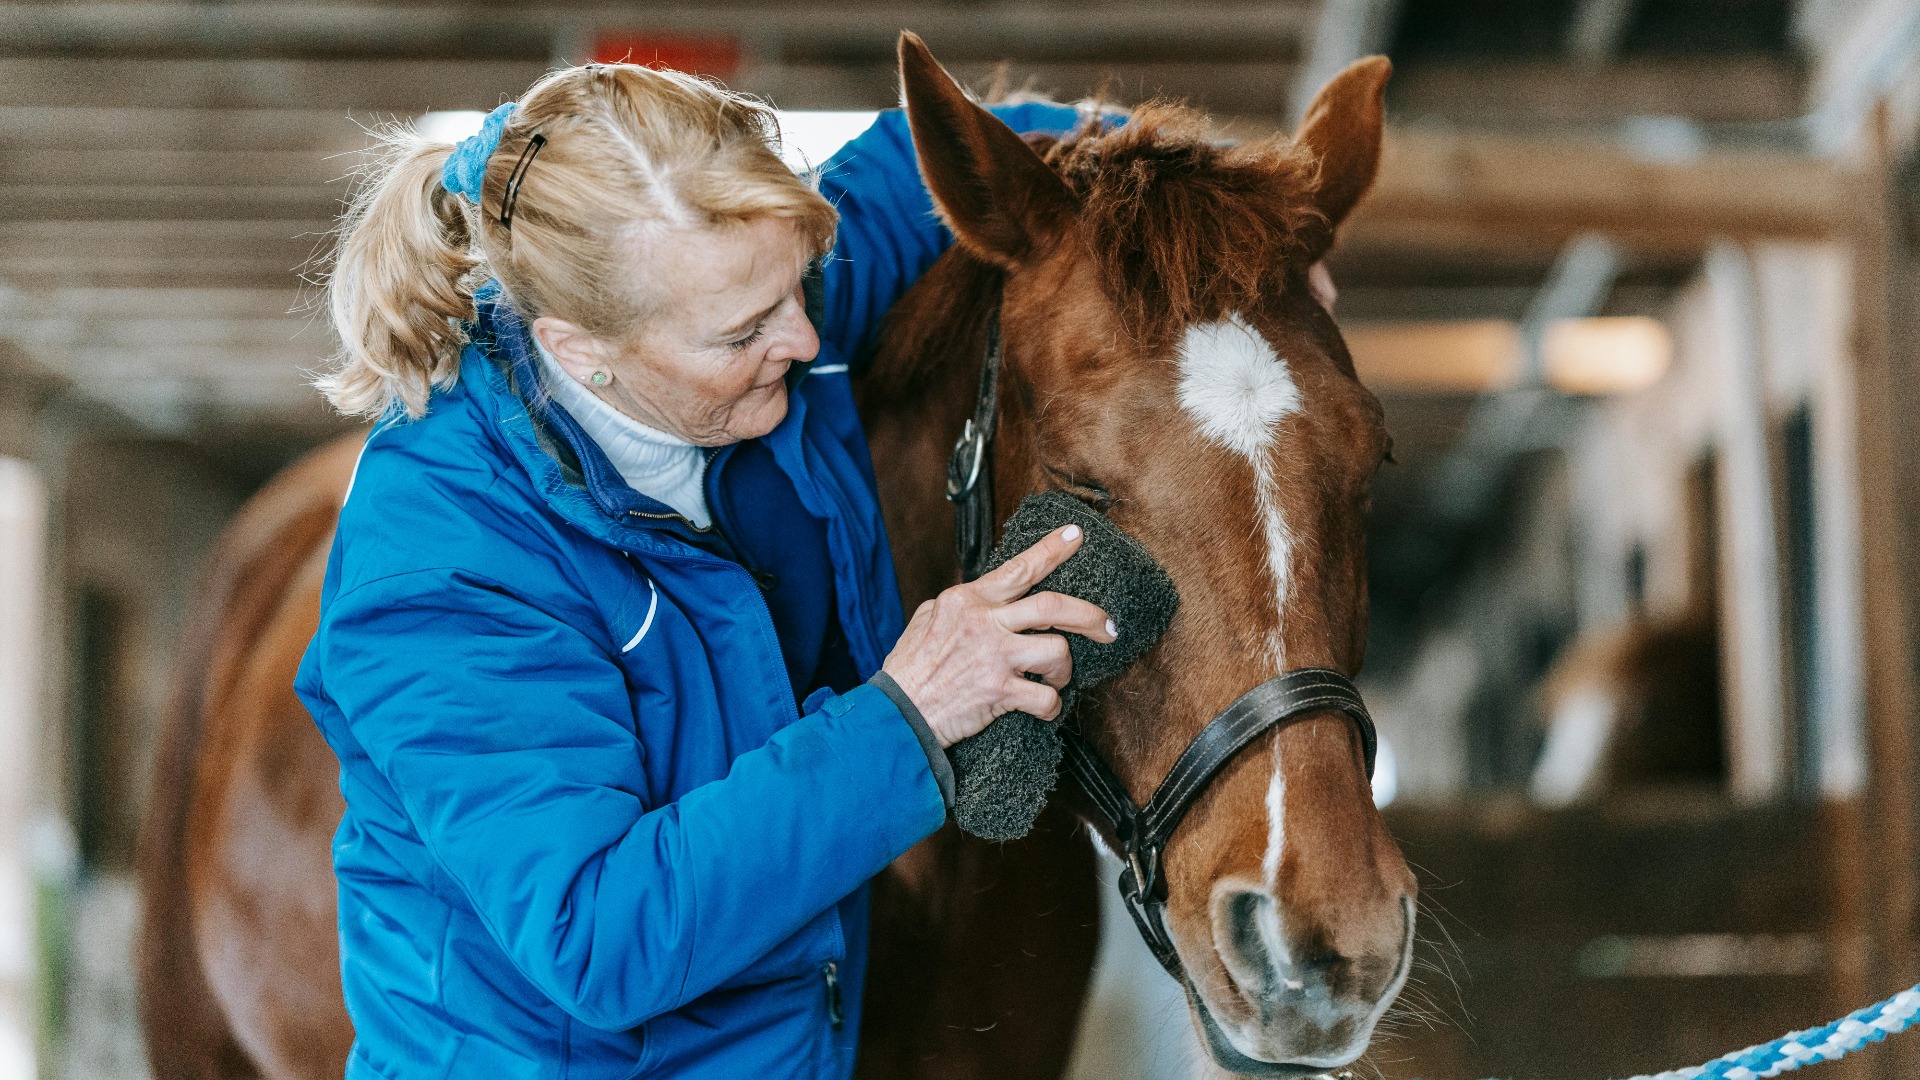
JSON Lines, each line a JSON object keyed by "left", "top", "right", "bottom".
{"left": 880, "top": 525, "right": 1117, "bottom": 749}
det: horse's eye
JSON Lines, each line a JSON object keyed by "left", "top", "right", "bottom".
{"left": 1043, "top": 465, "right": 1115, "bottom": 510}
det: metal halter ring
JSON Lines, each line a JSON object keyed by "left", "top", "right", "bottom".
{"left": 946, "top": 419, "right": 987, "bottom": 501}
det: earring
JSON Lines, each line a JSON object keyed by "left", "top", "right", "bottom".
{"left": 588, "top": 371, "right": 610, "bottom": 386}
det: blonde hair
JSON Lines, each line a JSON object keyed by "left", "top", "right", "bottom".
{"left": 320, "top": 64, "right": 839, "bottom": 419}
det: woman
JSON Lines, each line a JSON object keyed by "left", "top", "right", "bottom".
{"left": 297, "top": 64, "right": 1113, "bottom": 1079}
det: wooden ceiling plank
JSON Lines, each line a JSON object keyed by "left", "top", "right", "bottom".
{"left": 0, "top": 150, "right": 359, "bottom": 186}
{"left": 17, "top": 286, "right": 307, "bottom": 316}
{"left": 746, "top": 60, "right": 1302, "bottom": 114}
{"left": 1390, "top": 60, "right": 1806, "bottom": 126}
{"left": 0, "top": 4, "right": 1316, "bottom": 62}
{"left": 16, "top": 319, "right": 320, "bottom": 349}
{"left": 0, "top": 55, "right": 1305, "bottom": 114}
{"left": 1349, "top": 126, "right": 1846, "bottom": 253}
{"left": 0, "top": 105, "right": 374, "bottom": 151}
{"left": 0, "top": 57, "right": 552, "bottom": 111}
{"left": 0, "top": 187, "right": 342, "bottom": 223}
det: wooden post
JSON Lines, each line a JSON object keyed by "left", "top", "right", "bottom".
{"left": 1845, "top": 100, "right": 1920, "bottom": 1080}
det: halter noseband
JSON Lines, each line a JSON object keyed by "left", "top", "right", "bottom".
{"left": 944, "top": 301, "right": 1378, "bottom": 986}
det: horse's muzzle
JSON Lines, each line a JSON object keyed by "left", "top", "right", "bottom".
{"left": 1189, "top": 894, "right": 1415, "bottom": 1077}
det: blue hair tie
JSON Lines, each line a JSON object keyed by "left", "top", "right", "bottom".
{"left": 441, "top": 102, "right": 517, "bottom": 203}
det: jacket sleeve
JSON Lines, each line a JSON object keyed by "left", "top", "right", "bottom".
{"left": 813, "top": 102, "right": 1087, "bottom": 371}
{"left": 310, "top": 566, "right": 948, "bottom": 1031}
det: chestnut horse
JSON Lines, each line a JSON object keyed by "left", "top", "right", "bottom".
{"left": 137, "top": 36, "right": 1410, "bottom": 1080}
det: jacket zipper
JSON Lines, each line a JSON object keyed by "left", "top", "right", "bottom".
{"left": 625, "top": 508, "right": 714, "bottom": 533}
{"left": 821, "top": 962, "right": 844, "bottom": 1029}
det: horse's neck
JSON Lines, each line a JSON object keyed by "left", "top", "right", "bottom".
{"left": 857, "top": 251, "right": 1009, "bottom": 610}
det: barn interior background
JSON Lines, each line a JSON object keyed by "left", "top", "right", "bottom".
{"left": 3, "top": 0, "right": 1920, "bottom": 1078}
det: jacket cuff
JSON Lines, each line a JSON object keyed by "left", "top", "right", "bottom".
{"left": 867, "top": 671, "right": 955, "bottom": 811}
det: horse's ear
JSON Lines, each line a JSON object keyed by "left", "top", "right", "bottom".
{"left": 898, "top": 32, "right": 1076, "bottom": 268}
{"left": 1292, "top": 56, "right": 1391, "bottom": 260}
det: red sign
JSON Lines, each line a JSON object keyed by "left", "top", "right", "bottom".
{"left": 591, "top": 33, "right": 743, "bottom": 79}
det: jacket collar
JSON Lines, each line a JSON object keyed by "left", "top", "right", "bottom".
{"left": 465, "top": 284, "right": 711, "bottom": 547}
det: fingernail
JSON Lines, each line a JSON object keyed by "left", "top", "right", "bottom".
{"left": 1062, "top": 524, "right": 1081, "bottom": 542}
{"left": 1106, "top": 618, "right": 1118, "bottom": 638}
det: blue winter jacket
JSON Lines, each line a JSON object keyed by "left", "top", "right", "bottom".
{"left": 294, "top": 103, "right": 1084, "bottom": 1080}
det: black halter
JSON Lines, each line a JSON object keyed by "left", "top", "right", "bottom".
{"left": 944, "top": 306, "right": 1378, "bottom": 986}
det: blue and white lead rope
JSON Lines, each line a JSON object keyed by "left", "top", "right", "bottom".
{"left": 1402, "top": 982, "right": 1920, "bottom": 1080}
{"left": 1620, "top": 982, "right": 1920, "bottom": 1080}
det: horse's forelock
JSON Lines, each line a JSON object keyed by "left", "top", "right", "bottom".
{"left": 1050, "top": 103, "right": 1325, "bottom": 342}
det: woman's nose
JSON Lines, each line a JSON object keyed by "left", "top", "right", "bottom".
{"left": 771, "top": 311, "right": 820, "bottom": 366}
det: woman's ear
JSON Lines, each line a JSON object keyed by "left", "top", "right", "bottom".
{"left": 531, "top": 316, "right": 611, "bottom": 385}
{"left": 897, "top": 31, "right": 1077, "bottom": 269}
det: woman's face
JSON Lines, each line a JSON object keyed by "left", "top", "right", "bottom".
{"left": 533, "top": 215, "right": 819, "bottom": 446}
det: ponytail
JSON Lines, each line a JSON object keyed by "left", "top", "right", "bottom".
{"left": 318, "top": 64, "right": 838, "bottom": 422}
{"left": 319, "top": 131, "right": 481, "bottom": 419}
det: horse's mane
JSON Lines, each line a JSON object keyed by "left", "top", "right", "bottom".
{"left": 1049, "top": 102, "right": 1324, "bottom": 342}
{"left": 864, "top": 99, "right": 1325, "bottom": 387}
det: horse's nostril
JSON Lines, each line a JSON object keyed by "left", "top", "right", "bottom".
{"left": 1213, "top": 884, "right": 1379, "bottom": 1007}
{"left": 1224, "top": 892, "right": 1272, "bottom": 966}
{"left": 1212, "top": 886, "right": 1292, "bottom": 1001}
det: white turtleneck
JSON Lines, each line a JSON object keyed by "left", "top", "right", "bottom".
{"left": 532, "top": 340, "right": 714, "bottom": 529}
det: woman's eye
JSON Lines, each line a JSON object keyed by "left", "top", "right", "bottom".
{"left": 728, "top": 324, "right": 766, "bottom": 352}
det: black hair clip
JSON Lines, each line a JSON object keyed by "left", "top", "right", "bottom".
{"left": 499, "top": 133, "right": 546, "bottom": 229}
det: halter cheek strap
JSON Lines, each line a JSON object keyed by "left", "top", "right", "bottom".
{"left": 946, "top": 310, "right": 1001, "bottom": 583}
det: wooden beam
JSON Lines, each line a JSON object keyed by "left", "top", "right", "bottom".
{"left": 21, "top": 319, "right": 321, "bottom": 352}
{"left": 0, "top": 106, "right": 369, "bottom": 151}
{"left": 0, "top": 150, "right": 348, "bottom": 187}
{"left": 0, "top": 220, "right": 330, "bottom": 289}
{"left": 1345, "top": 320, "right": 1521, "bottom": 392}
{"left": 0, "top": 58, "right": 549, "bottom": 112}
{"left": 1346, "top": 126, "right": 1850, "bottom": 259}
{"left": 1390, "top": 59, "right": 1805, "bottom": 126}
{"left": 747, "top": 60, "right": 1301, "bottom": 114}
{"left": 0, "top": 4, "right": 1314, "bottom": 63}
{"left": 48, "top": 350, "right": 316, "bottom": 385}
{"left": 0, "top": 56, "right": 556, "bottom": 111}
{"left": 0, "top": 218, "right": 330, "bottom": 252}
{"left": 0, "top": 187, "right": 341, "bottom": 223}
{"left": 0, "top": 55, "right": 1303, "bottom": 116}
{"left": 1849, "top": 104, "right": 1920, "bottom": 1078}
{"left": 7, "top": 287, "right": 305, "bottom": 318}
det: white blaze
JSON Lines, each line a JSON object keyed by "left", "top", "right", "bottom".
{"left": 1262, "top": 749, "right": 1287, "bottom": 888}
{"left": 1175, "top": 313, "right": 1305, "bottom": 901}
{"left": 1174, "top": 315, "right": 1302, "bottom": 458}
{"left": 1174, "top": 313, "right": 1302, "bottom": 669}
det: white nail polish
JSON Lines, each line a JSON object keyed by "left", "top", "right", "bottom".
{"left": 1106, "top": 618, "right": 1118, "bottom": 638}
{"left": 1062, "top": 524, "right": 1081, "bottom": 542}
